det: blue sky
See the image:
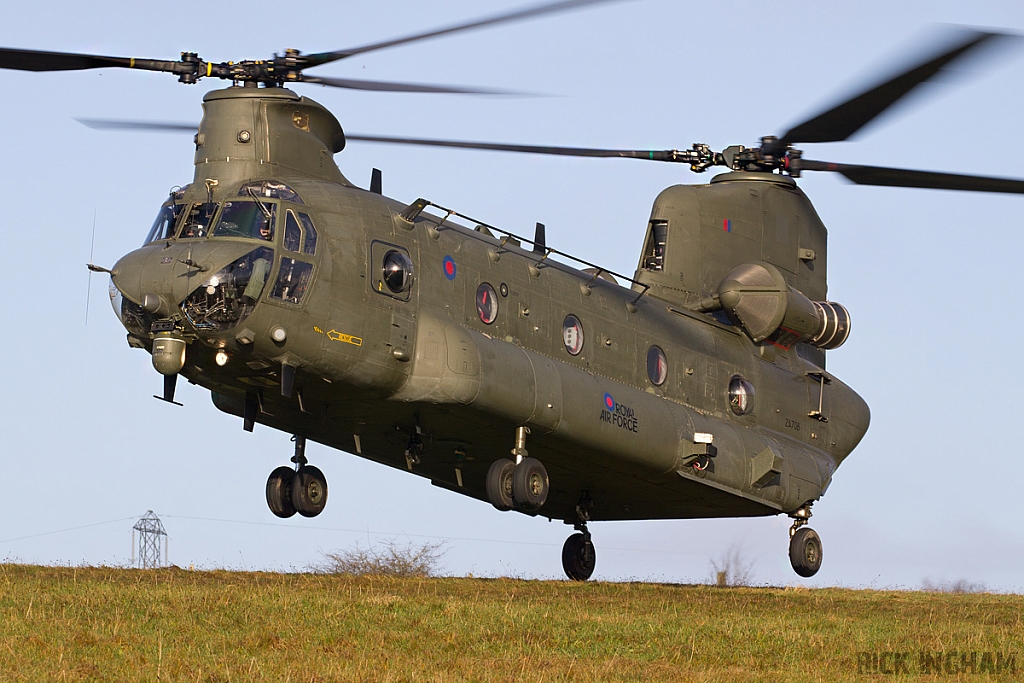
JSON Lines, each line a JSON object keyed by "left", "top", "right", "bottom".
{"left": 2, "top": 0, "right": 1023, "bottom": 589}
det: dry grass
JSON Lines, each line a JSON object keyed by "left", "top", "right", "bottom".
{"left": 2, "top": 564, "right": 1022, "bottom": 682}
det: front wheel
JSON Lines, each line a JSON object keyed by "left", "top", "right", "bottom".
{"left": 562, "top": 533, "right": 596, "bottom": 581}
{"left": 512, "top": 457, "right": 549, "bottom": 512}
{"left": 789, "top": 527, "right": 822, "bottom": 577}
{"left": 485, "top": 459, "right": 516, "bottom": 511}
{"left": 266, "top": 466, "right": 296, "bottom": 518}
{"left": 292, "top": 466, "right": 328, "bottom": 518}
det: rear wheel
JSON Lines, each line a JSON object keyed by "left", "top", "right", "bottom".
{"left": 562, "top": 533, "right": 596, "bottom": 581}
{"left": 292, "top": 466, "right": 328, "bottom": 518}
{"left": 789, "top": 527, "right": 822, "bottom": 577}
{"left": 485, "top": 459, "right": 515, "bottom": 511}
{"left": 266, "top": 466, "right": 296, "bottom": 518}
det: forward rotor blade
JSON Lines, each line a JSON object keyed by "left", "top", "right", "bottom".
{"left": 301, "top": 75, "right": 520, "bottom": 95}
{"left": 346, "top": 133, "right": 684, "bottom": 161}
{"left": 0, "top": 46, "right": 184, "bottom": 75}
{"left": 77, "top": 118, "right": 197, "bottom": 132}
{"left": 780, "top": 30, "right": 1011, "bottom": 146}
{"left": 798, "top": 159, "right": 1024, "bottom": 194}
{"left": 302, "top": 0, "right": 627, "bottom": 67}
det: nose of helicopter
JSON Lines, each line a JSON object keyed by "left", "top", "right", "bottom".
{"left": 110, "top": 240, "right": 274, "bottom": 324}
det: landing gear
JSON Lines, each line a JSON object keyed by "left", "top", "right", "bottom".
{"left": 562, "top": 493, "right": 596, "bottom": 581}
{"left": 265, "top": 436, "right": 328, "bottom": 519}
{"left": 789, "top": 527, "right": 822, "bottom": 577}
{"left": 562, "top": 530, "right": 596, "bottom": 581}
{"left": 485, "top": 427, "right": 549, "bottom": 512}
{"left": 266, "top": 466, "right": 296, "bottom": 518}
{"left": 787, "top": 504, "right": 821, "bottom": 577}
{"left": 512, "top": 457, "right": 549, "bottom": 512}
{"left": 485, "top": 459, "right": 515, "bottom": 511}
{"left": 293, "top": 465, "right": 328, "bottom": 518}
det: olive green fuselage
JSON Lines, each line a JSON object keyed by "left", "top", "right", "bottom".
{"left": 112, "top": 87, "right": 869, "bottom": 525}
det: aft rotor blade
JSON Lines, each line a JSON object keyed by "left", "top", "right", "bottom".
{"left": 77, "top": 118, "right": 197, "bottom": 132}
{"left": 0, "top": 46, "right": 186, "bottom": 75}
{"left": 302, "top": 0, "right": 628, "bottom": 66}
{"left": 798, "top": 159, "right": 1024, "bottom": 194}
{"left": 346, "top": 133, "right": 685, "bottom": 161}
{"left": 302, "top": 75, "right": 520, "bottom": 95}
{"left": 780, "top": 30, "right": 1011, "bottom": 146}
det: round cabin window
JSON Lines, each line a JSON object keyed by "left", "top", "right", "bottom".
{"left": 562, "top": 315, "right": 584, "bottom": 356}
{"left": 382, "top": 250, "right": 414, "bottom": 293}
{"left": 647, "top": 346, "right": 668, "bottom": 386}
{"left": 729, "top": 376, "right": 756, "bottom": 415}
{"left": 476, "top": 283, "right": 498, "bottom": 324}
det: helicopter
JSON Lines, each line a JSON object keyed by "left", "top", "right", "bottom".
{"left": 3, "top": 0, "right": 1023, "bottom": 581}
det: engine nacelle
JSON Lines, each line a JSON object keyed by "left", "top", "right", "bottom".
{"left": 716, "top": 262, "right": 850, "bottom": 350}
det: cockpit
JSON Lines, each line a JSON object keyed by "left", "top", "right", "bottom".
{"left": 128, "top": 180, "right": 320, "bottom": 334}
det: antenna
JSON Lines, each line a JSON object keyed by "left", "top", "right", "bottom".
{"left": 85, "top": 210, "right": 96, "bottom": 325}
{"left": 132, "top": 511, "right": 168, "bottom": 569}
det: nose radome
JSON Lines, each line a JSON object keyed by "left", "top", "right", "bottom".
{"left": 111, "top": 240, "right": 270, "bottom": 312}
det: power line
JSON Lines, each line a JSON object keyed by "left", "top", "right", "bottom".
{"left": 0, "top": 516, "right": 139, "bottom": 545}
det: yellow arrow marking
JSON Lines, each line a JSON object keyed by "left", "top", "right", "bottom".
{"left": 326, "top": 330, "right": 362, "bottom": 346}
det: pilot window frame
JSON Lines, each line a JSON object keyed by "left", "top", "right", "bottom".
{"left": 177, "top": 201, "right": 221, "bottom": 239}
{"left": 144, "top": 202, "right": 185, "bottom": 245}
{"left": 283, "top": 209, "right": 319, "bottom": 256}
{"left": 211, "top": 199, "right": 278, "bottom": 242}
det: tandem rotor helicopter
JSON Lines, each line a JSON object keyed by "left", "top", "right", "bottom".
{"left": 3, "top": 0, "right": 1023, "bottom": 580}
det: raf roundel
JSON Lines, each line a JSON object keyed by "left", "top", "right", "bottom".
{"left": 442, "top": 255, "right": 457, "bottom": 281}
{"left": 604, "top": 393, "right": 615, "bottom": 411}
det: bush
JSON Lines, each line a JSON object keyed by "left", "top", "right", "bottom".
{"left": 709, "top": 545, "right": 755, "bottom": 587}
{"left": 313, "top": 540, "right": 446, "bottom": 578}
{"left": 921, "top": 578, "right": 986, "bottom": 594}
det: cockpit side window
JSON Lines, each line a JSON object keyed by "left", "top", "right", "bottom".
{"left": 179, "top": 202, "right": 220, "bottom": 239}
{"left": 283, "top": 211, "right": 302, "bottom": 252}
{"left": 270, "top": 258, "right": 314, "bottom": 305}
{"left": 298, "top": 212, "right": 318, "bottom": 255}
{"left": 144, "top": 203, "right": 183, "bottom": 245}
{"left": 212, "top": 200, "right": 276, "bottom": 241}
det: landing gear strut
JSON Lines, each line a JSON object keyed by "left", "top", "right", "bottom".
{"left": 265, "top": 436, "right": 328, "bottom": 519}
{"left": 485, "top": 426, "right": 549, "bottom": 512}
{"left": 787, "top": 504, "right": 822, "bottom": 577}
{"left": 562, "top": 494, "right": 596, "bottom": 581}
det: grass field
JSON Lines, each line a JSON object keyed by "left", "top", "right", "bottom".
{"left": 2, "top": 564, "right": 1022, "bottom": 682}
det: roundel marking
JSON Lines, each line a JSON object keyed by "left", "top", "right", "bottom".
{"left": 604, "top": 393, "right": 615, "bottom": 410}
{"left": 442, "top": 256, "right": 457, "bottom": 280}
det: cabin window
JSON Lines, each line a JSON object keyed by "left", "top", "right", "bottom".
{"left": 641, "top": 220, "right": 668, "bottom": 271}
{"left": 213, "top": 200, "right": 276, "bottom": 241}
{"left": 476, "top": 283, "right": 498, "bottom": 324}
{"left": 647, "top": 346, "right": 668, "bottom": 385}
{"left": 383, "top": 250, "right": 414, "bottom": 294}
{"left": 271, "top": 258, "right": 314, "bottom": 304}
{"left": 729, "top": 376, "right": 756, "bottom": 415}
{"left": 178, "top": 202, "right": 220, "bottom": 239}
{"left": 562, "top": 315, "right": 584, "bottom": 356}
